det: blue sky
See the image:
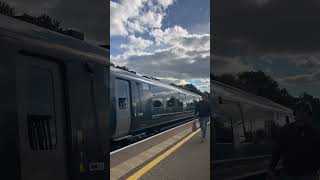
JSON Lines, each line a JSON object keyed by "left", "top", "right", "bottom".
{"left": 110, "top": 0, "right": 210, "bottom": 92}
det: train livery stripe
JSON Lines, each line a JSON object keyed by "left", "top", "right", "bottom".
{"left": 126, "top": 128, "right": 201, "bottom": 180}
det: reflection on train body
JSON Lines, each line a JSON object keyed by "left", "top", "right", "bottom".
{"left": 211, "top": 80, "right": 294, "bottom": 160}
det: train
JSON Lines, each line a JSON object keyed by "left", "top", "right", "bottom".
{"left": 211, "top": 79, "right": 294, "bottom": 178}
{"left": 0, "top": 14, "right": 202, "bottom": 180}
{"left": 110, "top": 67, "right": 202, "bottom": 141}
{"left": 0, "top": 14, "right": 111, "bottom": 180}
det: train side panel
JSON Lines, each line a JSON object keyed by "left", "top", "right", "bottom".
{"left": 212, "top": 81, "right": 293, "bottom": 161}
{"left": 110, "top": 69, "right": 200, "bottom": 140}
{"left": 0, "top": 40, "right": 20, "bottom": 179}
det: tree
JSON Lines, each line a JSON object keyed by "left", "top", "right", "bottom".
{"left": 0, "top": 3, "right": 81, "bottom": 40}
{"left": 0, "top": 1, "right": 15, "bottom": 17}
{"left": 213, "top": 71, "right": 297, "bottom": 108}
{"left": 170, "top": 83, "right": 204, "bottom": 96}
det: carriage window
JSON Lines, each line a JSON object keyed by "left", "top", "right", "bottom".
{"left": 188, "top": 99, "right": 195, "bottom": 107}
{"left": 166, "top": 97, "right": 176, "bottom": 107}
{"left": 153, "top": 99, "right": 163, "bottom": 108}
{"left": 215, "top": 115, "right": 233, "bottom": 143}
{"left": 119, "top": 98, "right": 128, "bottom": 109}
{"left": 177, "top": 99, "right": 183, "bottom": 107}
{"left": 27, "top": 67, "right": 57, "bottom": 151}
{"left": 142, "top": 83, "right": 150, "bottom": 91}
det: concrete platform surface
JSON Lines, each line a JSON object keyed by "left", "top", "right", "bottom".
{"left": 139, "top": 126, "right": 210, "bottom": 180}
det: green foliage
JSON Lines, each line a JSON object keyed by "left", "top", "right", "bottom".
{"left": 0, "top": 1, "right": 83, "bottom": 40}
{"left": 0, "top": 1, "right": 15, "bottom": 17}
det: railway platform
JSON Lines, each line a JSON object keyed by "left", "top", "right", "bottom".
{"left": 110, "top": 119, "right": 210, "bottom": 180}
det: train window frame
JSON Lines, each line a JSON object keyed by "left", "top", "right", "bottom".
{"left": 27, "top": 67, "right": 57, "bottom": 151}
{"left": 142, "top": 83, "right": 150, "bottom": 91}
{"left": 166, "top": 97, "right": 176, "bottom": 108}
{"left": 152, "top": 98, "right": 164, "bottom": 109}
{"left": 118, "top": 97, "right": 128, "bottom": 109}
{"left": 177, "top": 93, "right": 184, "bottom": 107}
{"left": 214, "top": 114, "right": 234, "bottom": 144}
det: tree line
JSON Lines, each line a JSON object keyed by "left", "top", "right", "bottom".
{"left": 0, "top": 1, "right": 83, "bottom": 40}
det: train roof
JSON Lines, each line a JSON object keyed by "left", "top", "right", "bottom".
{"left": 111, "top": 66, "right": 202, "bottom": 98}
{"left": 211, "top": 79, "right": 293, "bottom": 113}
{"left": 0, "top": 14, "right": 110, "bottom": 65}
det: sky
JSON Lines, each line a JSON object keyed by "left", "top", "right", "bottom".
{"left": 110, "top": 0, "right": 210, "bottom": 92}
{"left": 2, "top": 0, "right": 108, "bottom": 45}
{"left": 211, "top": 0, "right": 320, "bottom": 97}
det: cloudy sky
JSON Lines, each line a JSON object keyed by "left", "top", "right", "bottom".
{"left": 2, "top": 0, "right": 108, "bottom": 45}
{"left": 110, "top": 0, "right": 210, "bottom": 92}
{"left": 212, "top": 0, "right": 320, "bottom": 97}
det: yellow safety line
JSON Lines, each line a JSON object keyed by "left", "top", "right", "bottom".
{"left": 127, "top": 128, "right": 201, "bottom": 180}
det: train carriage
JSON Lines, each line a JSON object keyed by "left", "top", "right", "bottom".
{"left": 110, "top": 67, "right": 202, "bottom": 141}
{"left": 0, "top": 13, "right": 202, "bottom": 180}
{"left": 211, "top": 79, "right": 294, "bottom": 178}
{"left": 0, "top": 14, "right": 110, "bottom": 180}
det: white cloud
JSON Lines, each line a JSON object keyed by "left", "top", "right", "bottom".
{"left": 111, "top": 45, "right": 210, "bottom": 92}
{"left": 110, "top": 0, "right": 175, "bottom": 37}
{"left": 120, "top": 35, "right": 153, "bottom": 50}
{"left": 139, "top": 11, "right": 164, "bottom": 28}
{"left": 151, "top": 26, "right": 210, "bottom": 51}
{"left": 110, "top": 0, "right": 209, "bottom": 91}
{"left": 110, "top": 0, "right": 148, "bottom": 36}
{"left": 278, "top": 71, "right": 320, "bottom": 86}
{"left": 211, "top": 56, "right": 255, "bottom": 75}
{"left": 157, "top": 0, "right": 175, "bottom": 9}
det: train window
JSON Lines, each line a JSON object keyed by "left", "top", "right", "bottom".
{"left": 142, "top": 83, "right": 150, "bottom": 91}
{"left": 183, "top": 95, "right": 187, "bottom": 107}
{"left": 177, "top": 99, "right": 183, "bottom": 107}
{"left": 27, "top": 67, "right": 57, "bottom": 151}
{"left": 187, "top": 98, "right": 194, "bottom": 107}
{"left": 153, "top": 99, "right": 163, "bottom": 108}
{"left": 215, "top": 114, "right": 233, "bottom": 144}
{"left": 119, "top": 98, "right": 128, "bottom": 109}
{"left": 166, "top": 97, "right": 176, "bottom": 107}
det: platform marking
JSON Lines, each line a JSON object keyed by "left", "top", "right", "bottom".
{"left": 110, "top": 128, "right": 194, "bottom": 180}
{"left": 126, "top": 128, "right": 201, "bottom": 180}
{"left": 110, "top": 120, "right": 195, "bottom": 155}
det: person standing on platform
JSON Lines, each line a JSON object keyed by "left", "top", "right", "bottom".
{"left": 266, "top": 100, "right": 320, "bottom": 180}
{"left": 194, "top": 95, "right": 210, "bottom": 142}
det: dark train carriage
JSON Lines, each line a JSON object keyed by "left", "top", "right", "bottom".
{"left": 0, "top": 15, "right": 109, "bottom": 180}
{"left": 110, "top": 67, "right": 201, "bottom": 141}
{"left": 211, "top": 79, "right": 294, "bottom": 160}
{"left": 211, "top": 79, "right": 294, "bottom": 178}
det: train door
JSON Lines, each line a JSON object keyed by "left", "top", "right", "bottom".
{"left": 114, "top": 78, "right": 132, "bottom": 139}
{"left": 218, "top": 100, "right": 246, "bottom": 147}
{"left": 17, "top": 55, "right": 68, "bottom": 180}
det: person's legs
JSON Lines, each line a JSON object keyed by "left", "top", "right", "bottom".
{"left": 200, "top": 117, "right": 208, "bottom": 140}
{"left": 199, "top": 118, "right": 204, "bottom": 141}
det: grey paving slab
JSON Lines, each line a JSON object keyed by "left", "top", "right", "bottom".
{"left": 140, "top": 126, "right": 210, "bottom": 180}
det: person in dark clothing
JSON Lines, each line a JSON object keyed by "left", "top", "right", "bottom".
{"left": 266, "top": 100, "right": 320, "bottom": 180}
{"left": 195, "top": 97, "right": 210, "bottom": 142}
{"left": 285, "top": 116, "right": 290, "bottom": 125}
